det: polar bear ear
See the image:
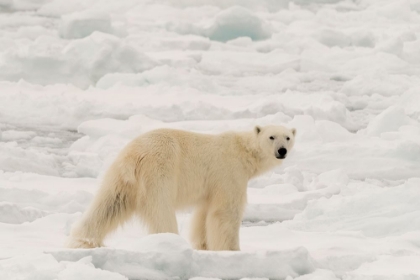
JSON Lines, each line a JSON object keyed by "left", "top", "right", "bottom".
{"left": 255, "top": 126, "right": 262, "bottom": 134}
{"left": 291, "top": 128, "right": 297, "bottom": 136}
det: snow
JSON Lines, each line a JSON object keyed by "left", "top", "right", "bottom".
{"left": 59, "top": 11, "right": 113, "bottom": 39}
{"left": 204, "top": 7, "right": 272, "bottom": 42}
{"left": 346, "top": 255, "right": 420, "bottom": 279}
{"left": 0, "top": 253, "right": 128, "bottom": 280}
{"left": 0, "top": 32, "right": 157, "bottom": 88}
{"left": 48, "top": 234, "right": 315, "bottom": 279}
{"left": 1, "top": 0, "right": 420, "bottom": 279}
{"left": 366, "top": 106, "right": 414, "bottom": 136}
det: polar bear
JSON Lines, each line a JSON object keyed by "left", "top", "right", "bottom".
{"left": 67, "top": 125, "right": 296, "bottom": 251}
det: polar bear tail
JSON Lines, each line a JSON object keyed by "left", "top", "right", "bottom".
{"left": 67, "top": 162, "right": 137, "bottom": 248}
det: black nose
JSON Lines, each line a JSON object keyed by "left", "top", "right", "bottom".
{"left": 278, "top": 148, "right": 287, "bottom": 156}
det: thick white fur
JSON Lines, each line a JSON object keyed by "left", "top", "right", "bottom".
{"left": 67, "top": 125, "right": 296, "bottom": 251}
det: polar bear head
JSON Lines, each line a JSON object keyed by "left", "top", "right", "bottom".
{"left": 255, "top": 125, "right": 296, "bottom": 160}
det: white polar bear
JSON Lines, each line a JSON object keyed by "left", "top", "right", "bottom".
{"left": 67, "top": 125, "right": 296, "bottom": 251}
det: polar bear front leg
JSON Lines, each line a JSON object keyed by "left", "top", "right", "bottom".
{"left": 206, "top": 186, "right": 247, "bottom": 251}
{"left": 190, "top": 201, "right": 209, "bottom": 250}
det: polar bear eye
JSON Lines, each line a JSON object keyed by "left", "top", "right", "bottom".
{"left": 286, "top": 137, "right": 290, "bottom": 141}
{"left": 269, "top": 136, "right": 275, "bottom": 140}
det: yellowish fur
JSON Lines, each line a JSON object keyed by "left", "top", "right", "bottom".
{"left": 67, "top": 125, "right": 296, "bottom": 251}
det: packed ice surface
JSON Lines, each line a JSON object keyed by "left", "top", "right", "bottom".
{"left": 1, "top": 0, "right": 420, "bottom": 279}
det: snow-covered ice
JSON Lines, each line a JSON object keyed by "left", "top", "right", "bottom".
{"left": 1, "top": 0, "right": 420, "bottom": 279}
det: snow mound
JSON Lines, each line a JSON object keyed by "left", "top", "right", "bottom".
{"left": 1, "top": 130, "right": 36, "bottom": 141}
{"left": 59, "top": 11, "right": 113, "bottom": 39}
{"left": 244, "top": 204, "right": 300, "bottom": 223}
{"left": 37, "top": 1, "right": 81, "bottom": 16}
{"left": 377, "top": 37, "right": 403, "bottom": 56}
{"left": 245, "top": 169, "right": 352, "bottom": 224}
{"left": 195, "top": 247, "right": 314, "bottom": 279}
{"left": 0, "top": 32, "right": 157, "bottom": 88}
{"left": 0, "top": 142, "right": 59, "bottom": 176}
{"left": 292, "top": 269, "right": 339, "bottom": 280}
{"left": 156, "top": 35, "right": 211, "bottom": 51}
{"left": 198, "top": 51, "right": 299, "bottom": 76}
{"left": 346, "top": 255, "right": 420, "bottom": 279}
{"left": 315, "top": 120, "right": 355, "bottom": 142}
{"left": 160, "top": 0, "right": 288, "bottom": 12}
{"left": 399, "top": 89, "right": 420, "bottom": 120}
{"left": 50, "top": 234, "right": 316, "bottom": 279}
{"left": 0, "top": 202, "right": 46, "bottom": 223}
{"left": 315, "top": 29, "right": 350, "bottom": 48}
{"left": 377, "top": 0, "right": 412, "bottom": 20}
{"left": 0, "top": 185, "right": 92, "bottom": 216}
{"left": 61, "top": 32, "right": 157, "bottom": 87}
{"left": 350, "top": 30, "right": 375, "bottom": 48}
{"left": 0, "top": 253, "right": 127, "bottom": 280}
{"left": 366, "top": 106, "right": 412, "bottom": 136}
{"left": 1, "top": 0, "right": 52, "bottom": 11}
{"left": 204, "top": 7, "right": 272, "bottom": 42}
{"left": 315, "top": 29, "right": 375, "bottom": 48}
{"left": 340, "top": 73, "right": 412, "bottom": 97}
{"left": 96, "top": 65, "right": 196, "bottom": 89}
{"left": 403, "top": 38, "right": 420, "bottom": 63}
{"left": 289, "top": 178, "right": 420, "bottom": 237}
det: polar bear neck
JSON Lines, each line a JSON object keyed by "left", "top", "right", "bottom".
{"left": 233, "top": 132, "right": 281, "bottom": 179}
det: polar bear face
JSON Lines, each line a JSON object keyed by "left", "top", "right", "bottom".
{"left": 255, "top": 125, "right": 296, "bottom": 160}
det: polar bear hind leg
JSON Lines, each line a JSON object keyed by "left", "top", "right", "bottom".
{"left": 136, "top": 175, "right": 179, "bottom": 235}
{"left": 190, "top": 201, "right": 209, "bottom": 250}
